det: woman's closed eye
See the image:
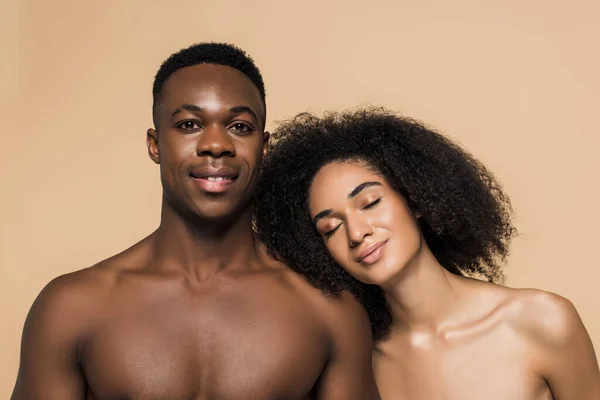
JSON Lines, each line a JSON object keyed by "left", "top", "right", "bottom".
{"left": 323, "top": 224, "right": 342, "bottom": 238}
{"left": 362, "top": 198, "right": 381, "bottom": 210}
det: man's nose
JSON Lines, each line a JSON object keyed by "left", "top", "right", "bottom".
{"left": 196, "top": 124, "right": 235, "bottom": 158}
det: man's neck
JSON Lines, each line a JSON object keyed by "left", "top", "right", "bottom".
{"left": 148, "top": 200, "right": 260, "bottom": 282}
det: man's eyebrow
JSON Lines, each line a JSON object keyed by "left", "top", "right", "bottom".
{"left": 171, "top": 104, "right": 202, "bottom": 117}
{"left": 229, "top": 105, "right": 260, "bottom": 123}
{"left": 348, "top": 181, "right": 381, "bottom": 199}
{"left": 170, "top": 104, "right": 261, "bottom": 125}
{"left": 313, "top": 209, "right": 333, "bottom": 225}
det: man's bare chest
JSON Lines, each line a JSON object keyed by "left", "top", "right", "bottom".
{"left": 80, "top": 288, "right": 327, "bottom": 399}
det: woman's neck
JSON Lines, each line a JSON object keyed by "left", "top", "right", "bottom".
{"left": 382, "top": 243, "right": 466, "bottom": 337}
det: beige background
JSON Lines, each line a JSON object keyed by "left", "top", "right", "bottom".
{"left": 2, "top": 0, "right": 599, "bottom": 395}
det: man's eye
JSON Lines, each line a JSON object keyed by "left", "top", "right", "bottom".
{"left": 363, "top": 198, "right": 381, "bottom": 210}
{"left": 177, "top": 121, "right": 201, "bottom": 130}
{"left": 230, "top": 123, "right": 253, "bottom": 134}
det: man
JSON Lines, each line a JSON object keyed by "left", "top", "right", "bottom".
{"left": 12, "top": 43, "right": 379, "bottom": 399}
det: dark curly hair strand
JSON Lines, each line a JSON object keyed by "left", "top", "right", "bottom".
{"left": 254, "top": 108, "right": 516, "bottom": 341}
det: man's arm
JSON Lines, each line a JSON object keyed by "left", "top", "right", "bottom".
{"left": 527, "top": 292, "right": 600, "bottom": 399}
{"left": 11, "top": 275, "right": 88, "bottom": 399}
{"left": 315, "top": 291, "right": 381, "bottom": 400}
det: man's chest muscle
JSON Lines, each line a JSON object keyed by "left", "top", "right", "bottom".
{"left": 81, "top": 292, "right": 328, "bottom": 399}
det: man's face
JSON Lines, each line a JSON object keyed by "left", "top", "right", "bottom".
{"left": 147, "top": 64, "right": 268, "bottom": 222}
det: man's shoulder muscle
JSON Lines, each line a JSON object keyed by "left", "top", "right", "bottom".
{"left": 26, "top": 265, "right": 115, "bottom": 340}
{"left": 275, "top": 265, "right": 371, "bottom": 336}
{"left": 11, "top": 264, "right": 118, "bottom": 399}
{"left": 274, "top": 266, "right": 378, "bottom": 398}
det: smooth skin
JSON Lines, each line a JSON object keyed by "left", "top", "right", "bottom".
{"left": 11, "top": 65, "right": 379, "bottom": 400}
{"left": 309, "top": 161, "right": 600, "bottom": 400}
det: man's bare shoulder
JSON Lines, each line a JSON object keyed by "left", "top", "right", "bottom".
{"left": 261, "top": 259, "right": 377, "bottom": 398}
{"left": 27, "top": 239, "right": 153, "bottom": 338}
{"left": 261, "top": 254, "right": 371, "bottom": 341}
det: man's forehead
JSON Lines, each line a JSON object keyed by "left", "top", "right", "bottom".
{"left": 158, "top": 64, "right": 264, "bottom": 115}
{"left": 164, "top": 64, "right": 259, "bottom": 97}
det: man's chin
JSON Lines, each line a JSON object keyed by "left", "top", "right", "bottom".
{"left": 190, "top": 201, "right": 252, "bottom": 223}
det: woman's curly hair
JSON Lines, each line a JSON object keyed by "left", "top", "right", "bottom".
{"left": 253, "top": 108, "right": 516, "bottom": 341}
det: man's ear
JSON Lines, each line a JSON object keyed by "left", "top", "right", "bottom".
{"left": 262, "top": 131, "right": 270, "bottom": 158}
{"left": 147, "top": 128, "right": 160, "bottom": 164}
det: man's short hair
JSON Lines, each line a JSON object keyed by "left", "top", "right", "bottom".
{"left": 152, "top": 42, "right": 266, "bottom": 125}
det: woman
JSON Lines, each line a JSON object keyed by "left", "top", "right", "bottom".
{"left": 254, "top": 108, "right": 600, "bottom": 399}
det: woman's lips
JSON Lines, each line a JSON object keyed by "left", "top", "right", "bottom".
{"left": 357, "top": 240, "right": 388, "bottom": 265}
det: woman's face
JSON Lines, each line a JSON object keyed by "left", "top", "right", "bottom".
{"left": 309, "top": 161, "right": 423, "bottom": 285}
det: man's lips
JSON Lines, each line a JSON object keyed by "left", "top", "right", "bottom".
{"left": 190, "top": 165, "right": 239, "bottom": 179}
{"left": 357, "top": 240, "right": 388, "bottom": 265}
{"left": 190, "top": 166, "right": 239, "bottom": 194}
